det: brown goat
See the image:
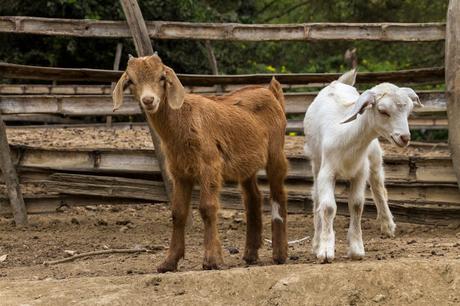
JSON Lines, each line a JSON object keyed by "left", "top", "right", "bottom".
{"left": 113, "top": 54, "right": 288, "bottom": 272}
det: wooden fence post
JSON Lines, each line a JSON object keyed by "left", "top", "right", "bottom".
{"left": 119, "top": 0, "right": 172, "bottom": 199}
{"left": 446, "top": 0, "right": 460, "bottom": 188}
{"left": 203, "top": 40, "right": 223, "bottom": 93}
{"left": 108, "top": 42, "right": 123, "bottom": 128}
{"left": 0, "top": 111, "right": 27, "bottom": 226}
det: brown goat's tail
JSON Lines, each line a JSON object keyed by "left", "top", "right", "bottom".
{"left": 268, "top": 77, "right": 285, "bottom": 112}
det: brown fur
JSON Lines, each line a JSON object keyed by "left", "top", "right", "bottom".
{"left": 113, "top": 55, "right": 288, "bottom": 272}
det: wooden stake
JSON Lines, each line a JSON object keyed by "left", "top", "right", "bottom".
{"left": 0, "top": 111, "right": 27, "bottom": 226}
{"left": 108, "top": 42, "right": 123, "bottom": 128}
{"left": 203, "top": 40, "right": 223, "bottom": 93}
{"left": 446, "top": 0, "right": 460, "bottom": 188}
{"left": 119, "top": 0, "right": 172, "bottom": 199}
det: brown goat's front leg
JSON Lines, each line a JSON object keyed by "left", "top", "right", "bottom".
{"left": 199, "top": 179, "right": 223, "bottom": 270}
{"left": 157, "top": 178, "right": 193, "bottom": 273}
{"left": 241, "top": 175, "right": 263, "bottom": 264}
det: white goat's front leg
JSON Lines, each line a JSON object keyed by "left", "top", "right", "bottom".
{"left": 368, "top": 147, "right": 396, "bottom": 237}
{"left": 347, "top": 167, "right": 368, "bottom": 260}
{"left": 316, "top": 165, "right": 336, "bottom": 263}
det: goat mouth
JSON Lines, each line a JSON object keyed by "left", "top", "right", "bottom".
{"left": 143, "top": 103, "right": 159, "bottom": 112}
{"left": 390, "top": 135, "right": 407, "bottom": 148}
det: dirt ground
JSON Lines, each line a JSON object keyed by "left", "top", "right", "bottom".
{"left": 0, "top": 203, "right": 459, "bottom": 305}
{"left": 0, "top": 126, "right": 458, "bottom": 305}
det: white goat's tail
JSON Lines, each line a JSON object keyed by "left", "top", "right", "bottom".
{"left": 337, "top": 68, "right": 357, "bottom": 86}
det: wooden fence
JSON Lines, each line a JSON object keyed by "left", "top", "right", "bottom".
{"left": 0, "top": 0, "right": 458, "bottom": 225}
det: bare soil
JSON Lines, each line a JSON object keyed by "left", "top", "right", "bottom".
{"left": 0, "top": 126, "right": 458, "bottom": 305}
{"left": 0, "top": 204, "right": 459, "bottom": 305}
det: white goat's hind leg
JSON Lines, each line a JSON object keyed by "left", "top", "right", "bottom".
{"left": 311, "top": 181, "right": 321, "bottom": 255}
{"left": 369, "top": 151, "right": 396, "bottom": 237}
{"left": 316, "top": 166, "right": 336, "bottom": 263}
{"left": 347, "top": 170, "right": 367, "bottom": 260}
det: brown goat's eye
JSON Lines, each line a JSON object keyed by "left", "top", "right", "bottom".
{"left": 160, "top": 75, "right": 166, "bottom": 82}
{"left": 378, "top": 109, "right": 390, "bottom": 117}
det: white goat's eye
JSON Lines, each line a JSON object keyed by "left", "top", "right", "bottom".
{"left": 378, "top": 109, "right": 390, "bottom": 117}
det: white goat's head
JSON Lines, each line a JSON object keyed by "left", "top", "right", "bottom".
{"left": 341, "top": 83, "right": 423, "bottom": 147}
{"left": 112, "top": 53, "right": 185, "bottom": 114}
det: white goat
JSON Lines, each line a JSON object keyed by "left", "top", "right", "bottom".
{"left": 303, "top": 69, "right": 422, "bottom": 263}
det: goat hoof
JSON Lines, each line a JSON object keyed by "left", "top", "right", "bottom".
{"left": 380, "top": 220, "right": 396, "bottom": 238}
{"left": 316, "top": 249, "right": 334, "bottom": 264}
{"left": 203, "top": 255, "right": 223, "bottom": 270}
{"left": 348, "top": 250, "right": 365, "bottom": 261}
{"left": 243, "top": 253, "right": 259, "bottom": 265}
{"left": 273, "top": 255, "right": 287, "bottom": 265}
{"left": 157, "top": 261, "right": 177, "bottom": 273}
{"left": 202, "top": 261, "right": 221, "bottom": 270}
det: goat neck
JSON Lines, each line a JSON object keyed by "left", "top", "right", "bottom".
{"left": 339, "top": 110, "right": 379, "bottom": 154}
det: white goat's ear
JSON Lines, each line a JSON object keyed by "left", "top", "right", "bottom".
{"left": 112, "top": 72, "right": 129, "bottom": 111}
{"left": 399, "top": 87, "right": 423, "bottom": 108}
{"left": 341, "top": 90, "right": 376, "bottom": 124}
{"left": 337, "top": 68, "right": 357, "bottom": 86}
{"left": 164, "top": 65, "right": 185, "bottom": 110}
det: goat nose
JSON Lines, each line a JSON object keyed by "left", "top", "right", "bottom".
{"left": 400, "top": 134, "right": 410, "bottom": 145}
{"left": 142, "top": 97, "right": 154, "bottom": 105}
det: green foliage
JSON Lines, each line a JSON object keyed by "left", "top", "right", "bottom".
{"left": 0, "top": 0, "right": 449, "bottom": 75}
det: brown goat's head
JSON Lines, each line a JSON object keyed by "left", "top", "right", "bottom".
{"left": 113, "top": 54, "right": 185, "bottom": 114}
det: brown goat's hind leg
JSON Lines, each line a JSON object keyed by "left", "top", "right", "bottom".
{"left": 267, "top": 154, "right": 288, "bottom": 264}
{"left": 157, "top": 178, "right": 193, "bottom": 273}
{"left": 241, "top": 174, "right": 263, "bottom": 264}
{"left": 199, "top": 180, "right": 224, "bottom": 270}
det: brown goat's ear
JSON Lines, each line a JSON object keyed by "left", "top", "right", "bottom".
{"left": 164, "top": 65, "right": 185, "bottom": 110}
{"left": 112, "top": 72, "right": 129, "bottom": 111}
{"left": 341, "top": 90, "right": 376, "bottom": 124}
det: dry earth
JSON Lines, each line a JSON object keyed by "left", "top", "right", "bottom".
{"left": 0, "top": 204, "right": 459, "bottom": 305}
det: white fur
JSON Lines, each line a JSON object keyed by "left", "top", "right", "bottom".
{"left": 271, "top": 200, "right": 283, "bottom": 222}
{"left": 303, "top": 70, "right": 419, "bottom": 263}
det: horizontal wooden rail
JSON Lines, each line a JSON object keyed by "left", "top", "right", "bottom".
{"left": 0, "top": 92, "right": 446, "bottom": 116}
{"left": 0, "top": 62, "right": 445, "bottom": 85}
{"left": 0, "top": 16, "right": 446, "bottom": 41}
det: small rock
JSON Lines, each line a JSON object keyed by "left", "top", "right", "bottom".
{"left": 110, "top": 206, "right": 122, "bottom": 212}
{"left": 56, "top": 205, "right": 69, "bottom": 213}
{"left": 226, "top": 247, "right": 239, "bottom": 255}
{"left": 407, "top": 239, "right": 417, "bottom": 245}
{"left": 219, "top": 210, "right": 236, "bottom": 220}
{"left": 228, "top": 223, "right": 238, "bottom": 230}
{"left": 0, "top": 254, "right": 7, "bottom": 262}
{"left": 289, "top": 255, "right": 299, "bottom": 261}
{"left": 233, "top": 218, "right": 243, "bottom": 224}
{"left": 64, "top": 250, "right": 77, "bottom": 257}
{"left": 447, "top": 222, "right": 460, "bottom": 230}
{"left": 96, "top": 219, "right": 108, "bottom": 226}
{"left": 85, "top": 205, "right": 98, "bottom": 211}
{"left": 70, "top": 218, "right": 80, "bottom": 225}
{"left": 116, "top": 220, "right": 132, "bottom": 226}
{"left": 372, "top": 294, "right": 386, "bottom": 303}
{"left": 32, "top": 235, "right": 39, "bottom": 240}
{"left": 120, "top": 226, "right": 129, "bottom": 233}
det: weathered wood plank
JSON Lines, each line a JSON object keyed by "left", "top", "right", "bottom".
{"left": 0, "top": 111, "right": 27, "bottom": 225}
{"left": 0, "top": 62, "right": 445, "bottom": 85}
{"left": 0, "top": 92, "right": 446, "bottom": 117}
{"left": 446, "top": 0, "right": 460, "bottom": 188}
{"left": 0, "top": 16, "right": 446, "bottom": 41}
